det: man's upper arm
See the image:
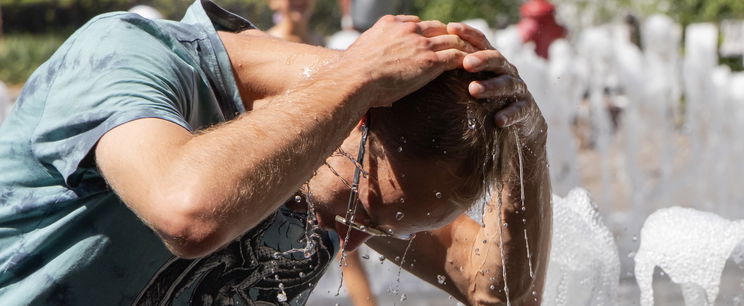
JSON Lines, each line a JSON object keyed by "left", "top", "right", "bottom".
{"left": 95, "top": 118, "right": 193, "bottom": 227}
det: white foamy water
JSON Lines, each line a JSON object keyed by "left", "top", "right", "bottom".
{"left": 635, "top": 207, "right": 744, "bottom": 306}
{"left": 543, "top": 188, "right": 620, "bottom": 306}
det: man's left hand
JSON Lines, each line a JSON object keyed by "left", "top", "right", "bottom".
{"left": 445, "top": 22, "right": 547, "bottom": 143}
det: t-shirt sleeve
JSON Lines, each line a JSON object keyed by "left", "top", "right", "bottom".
{"left": 29, "top": 16, "right": 199, "bottom": 188}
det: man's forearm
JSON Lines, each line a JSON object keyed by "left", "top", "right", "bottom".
{"left": 160, "top": 63, "right": 371, "bottom": 257}
{"left": 468, "top": 132, "right": 551, "bottom": 304}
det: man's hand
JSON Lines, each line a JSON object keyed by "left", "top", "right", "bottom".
{"left": 447, "top": 22, "right": 547, "bottom": 143}
{"left": 343, "top": 16, "right": 477, "bottom": 108}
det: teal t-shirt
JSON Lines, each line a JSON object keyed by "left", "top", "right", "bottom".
{"left": 0, "top": 1, "right": 338, "bottom": 305}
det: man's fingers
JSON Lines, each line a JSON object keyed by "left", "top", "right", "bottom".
{"left": 428, "top": 35, "right": 479, "bottom": 53}
{"left": 436, "top": 49, "right": 468, "bottom": 71}
{"left": 418, "top": 20, "right": 448, "bottom": 37}
{"left": 469, "top": 75, "right": 527, "bottom": 99}
{"left": 394, "top": 15, "right": 421, "bottom": 23}
{"left": 494, "top": 99, "right": 531, "bottom": 128}
{"left": 446, "top": 22, "right": 493, "bottom": 50}
{"left": 463, "top": 50, "right": 515, "bottom": 74}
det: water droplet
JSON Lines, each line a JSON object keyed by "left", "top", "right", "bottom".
{"left": 399, "top": 197, "right": 405, "bottom": 204}
{"left": 386, "top": 228, "right": 395, "bottom": 234}
{"left": 627, "top": 252, "right": 636, "bottom": 258}
{"left": 273, "top": 252, "right": 282, "bottom": 259}
{"left": 443, "top": 150, "right": 448, "bottom": 155}
{"left": 274, "top": 274, "right": 280, "bottom": 280}
{"left": 660, "top": 271, "right": 666, "bottom": 276}
{"left": 632, "top": 235, "right": 638, "bottom": 241}
{"left": 435, "top": 191, "right": 443, "bottom": 199}
{"left": 503, "top": 222, "right": 509, "bottom": 228}
{"left": 437, "top": 275, "right": 447, "bottom": 284}
{"left": 400, "top": 293, "right": 408, "bottom": 301}
{"left": 277, "top": 292, "right": 287, "bottom": 302}
{"left": 277, "top": 283, "right": 287, "bottom": 302}
{"left": 532, "top": 290, "right": 537, "bottom": 296}
{"left": 294, "top": 195, "right": 302, "bottom": 203}
{"left": 379, "top": 255, "right": 385, "bottom": 262}
{"left": 459, "top": 266, "right": 464, "bottom": 272}
{"left": 426, "top": 211, "right": 431, "bottom": 216}
{"left": 475, "top": 248, "right": 480, "bottom": 256}
{"left": 400, "top": 136, "right": 407, "bottom": 144}
{"left": 299, "top": 272, "right": 306, "bottom": 277}
{"left": 395, "top": 211, "right": 405, "bottom": 220}
{"left": 521, "top": 206, "right": 527, "bottom": 211}
{"left": 394, "top": 256, "right": 401, "bottom": 262}
{"left": 490, "top": 284, "right": 496, "bottom": 290}
{"left": 483, "top": 239, "right": 488, "bottom": 244}
{"left": 448, "top": 295, "right": 453, "bottom": 300}
{"left": 522, "top": 218, "right": 527, "bottom": 224}
{"left": 397, "top": 146, "right": 403, "bottom": 153}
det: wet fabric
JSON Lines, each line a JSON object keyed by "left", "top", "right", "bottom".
{"left": 0, "top": 0, "right": 338, "bottom": 305}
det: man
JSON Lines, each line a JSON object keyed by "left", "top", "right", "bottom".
{"left": 267, "top": 0, "right": 324, "bottom": 46}
{"left": 0, "top": 0, "right": 550, "bottom": 305}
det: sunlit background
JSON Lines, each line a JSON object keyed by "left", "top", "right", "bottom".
{"left": 1, "top": 0, "right": 744, "bottom": 305}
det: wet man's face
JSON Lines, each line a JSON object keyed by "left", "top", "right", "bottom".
{"left": 309, "top": 131, "right": 470, "bottom": 251}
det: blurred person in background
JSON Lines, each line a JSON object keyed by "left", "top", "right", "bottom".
{"left": 267, "top": 0, "right": 324, "bottom": 46}
{"left": 327, "top": 0, "right": 409, "bottom": 50}
{"left": 518, "top": 0, "right": 566, "bottom": 59}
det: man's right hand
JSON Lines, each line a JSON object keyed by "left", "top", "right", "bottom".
{"left": 342, "top": 15, "right": 478, "bottom": 108}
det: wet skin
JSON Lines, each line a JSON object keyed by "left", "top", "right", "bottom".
{"left": 309, "top": 125, "right": 469, "bottom": 251}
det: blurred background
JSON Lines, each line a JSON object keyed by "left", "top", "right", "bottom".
{"left": 3, "top": 0, "right": 744, "bottom": 305}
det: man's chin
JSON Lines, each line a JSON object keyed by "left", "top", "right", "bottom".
{"left": 333, "top": 221, "right": 372, "bottom": 252}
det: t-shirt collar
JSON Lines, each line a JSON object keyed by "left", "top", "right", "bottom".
{"left": 181, "top": 0, "right": 256, "bottom": 120}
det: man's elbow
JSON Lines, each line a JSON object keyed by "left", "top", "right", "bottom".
{"left": 157, "top": 217, "right": 225, "bottom": 259}
{"left": 147, "top": 192, "right": 236, "bottom": 259}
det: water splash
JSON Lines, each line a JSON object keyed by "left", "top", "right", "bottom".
{"left": 278, "top": 187, "right": 323, "bottom": 259}
{"left": 635, "top": 207, "right": 744, "bottom": 306}
{"left": 437, "top": 275, "right": 447, "bottom": 285}
{"left": 542, "top": 188, "right": 620, "bottom": 306}
{"left": 277, "top": 283, "right": 288, "bottom": 302}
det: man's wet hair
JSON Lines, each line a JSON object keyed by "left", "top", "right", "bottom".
{"left": 369, "top": 69, "right": 517, "bottom": 206}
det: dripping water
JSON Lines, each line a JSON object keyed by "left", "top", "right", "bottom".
{"left": 278, "top": 184, "right": 321, "bottom": 258}
{"left": 496, "top": 181, "right": 512, "bottom": 306}
{"left": 393, "top": 235, "right": 417, "bottom": 297}
{"left": 513, "top": 129, "right": 534, "bottom": 278}
{"left": 335, "top": 125, "right": 370, "bottom": 296}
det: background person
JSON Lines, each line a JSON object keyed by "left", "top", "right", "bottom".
{"left": 267, "top": 0, "right": 324, "bottom": 45}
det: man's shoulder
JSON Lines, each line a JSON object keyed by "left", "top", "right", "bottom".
{"left": 73, "top": 12, "right": 205, "bottom": 51}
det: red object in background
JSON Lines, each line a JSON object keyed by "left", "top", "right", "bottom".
{"left": 518, "top": 0, "right": 567, "bottom": 59}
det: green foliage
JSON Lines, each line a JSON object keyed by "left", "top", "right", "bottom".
{"left": 665, "top": 0, "right": 744, "bottom": 26}
{"left": 411, "top": 0, "right": 519, "bottom": 27}
{"left": 0, "top": 33, "right": 65, "bottom": 84}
